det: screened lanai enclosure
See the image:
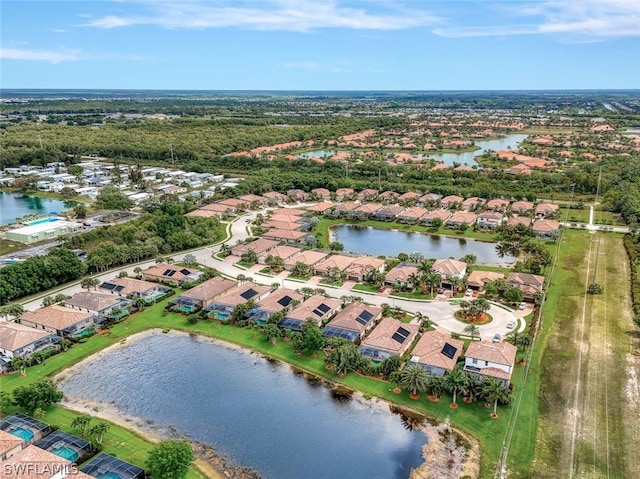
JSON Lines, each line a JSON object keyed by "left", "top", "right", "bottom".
{"left": 80, "top": 452, "right": 145, "bottom": 479}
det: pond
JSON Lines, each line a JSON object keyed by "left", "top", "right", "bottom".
{"left": 0, "top": 192, "right": 75, "bottom": 225}
{"left": 421, "top": 133, "right": 529, "bottom": 166}
{"left": 61, "top": 333, "right": 428, "bottom": 479}
{"left": 330, "top": 225, "right": 513, "bottom": 264}
{"left": 298, "top": 150, "right": 338, "bottom": 159}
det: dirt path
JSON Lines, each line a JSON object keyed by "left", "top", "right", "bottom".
{"left": 532, "top": 233, "right": 640, "bottom": 478}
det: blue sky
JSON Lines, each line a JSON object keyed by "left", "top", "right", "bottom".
{"left": 1, "top": 0, "right": 639, "bottom": 90}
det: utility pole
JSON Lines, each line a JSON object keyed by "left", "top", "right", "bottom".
{"left": 170, "top": 144, "right": 175, "bottom": 166}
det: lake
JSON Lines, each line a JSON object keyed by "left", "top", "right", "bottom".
{"left": 61, "top": 333, "right": 428, "bottom": 479}
{"left": 330, "top": 225, "right": 513, "bottom": 264}
{"left": 0, "top": 192, "right": 74, "bottom": 225}
{"left": 422, "top": 133, "right": 529, "bottom": 166}
{"left": 298, "top": 150, "right": 337, "bottom": 159}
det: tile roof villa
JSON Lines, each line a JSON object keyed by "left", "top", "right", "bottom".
{"left": 280, "top": 294, "right": 342, "bottom": 330}
{"left": 322, "top": 302, "right": 382, "bottom": 343}
{"left": 464, "top": 341, "right": 517, "bottom": 386}
{"left": 409, "top": 329, "right": 464, "bottom": 376}
{"left": 358, "top": 317, "right": 419, "bottom": 361}
{"left": 0, "top": 322, "right": 61, "bottom": 360}
{"left": 19, "top": 306, "right": 94, "bottom": 337}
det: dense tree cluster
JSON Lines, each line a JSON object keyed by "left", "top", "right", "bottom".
{"left": 64, "top": 203, "right": 225, "bottom": 273}
{"left": 0, "top": 248, "right": 86, "bottom": 305}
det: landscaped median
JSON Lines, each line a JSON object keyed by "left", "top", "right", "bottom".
{"left": 3, "top": 294, "right": 538, "bottom": 479}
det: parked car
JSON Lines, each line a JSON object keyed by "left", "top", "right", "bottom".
{"left": 519, "top": 302, "right": 527, "bottom": 310}
{"left": 438, "top": 288, "right": 445, "bottom": 294}
{"left": 465, "top": 289, "right": 473, "bottom": 296}
{"left": 493, "top": 333, "right": 501, "bottom": 343}
{"left": 506, "top": 320, "right": 516, "bottom": 329}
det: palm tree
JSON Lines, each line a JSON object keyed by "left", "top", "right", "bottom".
{"left": 444, "top": 368, "right": 466, "bottom": 407}
{"left": 133, "top": 298, "right": 146, "bottom": 311}
{"left": 464, "top": 324, "right": 480, "bottom": 341}
{"left": 90, "top": 422, "right": 110, "bottom": 444}
{"left": 71, "top": 415, "right": 93, "bottom": 438}
{"left": 80, "top": 277, "right": 100, "bottom": 291}
{"left": 518, "top": 334, "right": 534, "bottom": 362}
{"left": 407, "top": 273, "right": 422, "bottom": 291}
{"left": 481, "top": 378, "right": 512, "bottom": 417}
{"left": 427, "top": 375, "right": 446, "bottom": 398}
{"left": 400, "top": 364, "right": 430, "bottom": 398}
{"left": 12, "top": 358, "right": 27, "bottom": 376}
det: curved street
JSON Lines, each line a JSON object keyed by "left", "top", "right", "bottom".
{"left": 22, "top": 206, "right": 523, "bottom": 341}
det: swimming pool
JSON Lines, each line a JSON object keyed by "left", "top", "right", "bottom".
{"left": 96, "top": 472, "right": 124, "bottom": 479}
{"left": 51, "top": 446, "right": 79, "bottom": 462}
{"left": 27, "top": 217, "right": 60, "bottom": 226}
{"left": 9, "top": 426, "right": 34, "bottom": 441}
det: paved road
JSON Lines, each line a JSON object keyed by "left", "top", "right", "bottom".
{"left": 21, "top": 205, "right": 520, "bottom": 341}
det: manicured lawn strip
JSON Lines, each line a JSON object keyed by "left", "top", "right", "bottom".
{"left": 314, "top": 218, "right": 499, "bottom": 249}
{"left": 394, "top": 290, "right": 435, "bottom": 300}
{"left": 468, "top": 264, "right": 513, "bottom": 276}
{"left": 351, "top": 283, "right": 379, "bottom": 294}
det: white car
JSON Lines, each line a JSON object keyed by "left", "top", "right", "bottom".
{"left": 519, "top": 302, "right": 527, "bottom": 310}
{"left": 506, "top": 320, "right": 517, "bottom": 329}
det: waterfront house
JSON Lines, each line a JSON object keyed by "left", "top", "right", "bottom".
{"left": 231, "top": 238, "right": 280, "bottom": 257}
{"left": 5, "top": 218, "right": 82, "bottom": 245}
{"left": 476, "top": 211, "right": 504, "bottom": 230}
{"left": 0, "top": 322, "right": 61, "bottom": 361}
{"left": 169, "top": 276, "right": 237, "bottom": 313}
{"left": 63, "top": 291, "right": 134, "bottom": 323}
{"left": 80, "top": 452, "right": 145, "bottom": 479}
{"left": 248, "top": 288, "right": 304, "bottom": 325}
{"left": 506, "top": 216, "right": 532, "bottom": 228}
{"left": 322, "top": 302, "right": 382, "bottom": 343}
{"left": 99, "top": 277, "right": 173, "bottom": 303}
{"left": 205, "top": 282, "right": 271, "bottom": 321}
{"left": 335, "top": 202, "right": 359, "bottom": 215}
{"left": 532, "top": 219, "right": 560, "bottom": 238}
{"left": 0, "top": 429, "right": 24, "bottom": 461}
{"left": 358, "top": 317, "right": 419, "bottom": 361}
{"left": 373, "top": 205, "right": 405, "bottom": 221}
{"left": 19, "top": 305, "right": 95, "bottom": 338}
{"left": 421, "top": 209, "right": 451, "bottom": 225}
{"left": 384, "top": 265, "right": 421, "bottom": 288}
{"left": 314, "top": 255, "right": 357, "bottom": 276}
{"left": 305, "top": 202, "right": 334, "bottom": 214}
{"left": 432, "top": 259, "right": 467, "bottom": 283}
{"left": 284, "top": 250, "right": 328, "bottom": 271}
{"left": 142, "top": 263, "right": 203, "bottom": 285}
{"left": 467, "top": 270, "right": 505, "bottom": 291}
{"left": 408, "top": 329, "right": 464, "bottom": 376}
{"left": 397, "top": 207, "right": 429, "bottom": 224}
{"left": 34, "top": 430, "right": 92, "bottom": 465}
{"left": 464, "top": 340, "right": 517, "bottom": 387}
{"left": 262, "top": 228, "right": 310, "bottom": 243}
{"left": 279, "top": 294, "right": 342, "bottom": 331}
{"left": 345, "top": 256, "right": 386, "bottom": 282}
{"left": 445, "top": 211, "right": 477, "bottom": 229}
{"left": 507, "top": 272, "right": 545, "bottom": 300}
{"left": 0, "top": 414, "right": 51, "bottom": 446}
{"left": 353, "top": 203, "right": 382, "bottom": 218}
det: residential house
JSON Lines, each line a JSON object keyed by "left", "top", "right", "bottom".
{"left": 258, "top": 245, "right": 302, "bottom": 265}
{"left": 0, "top": 414, "right": 51, "bottom": 447}
{"left": 353, "top": 203, "right": 382, "bottom": 218}
{"left": 373, "top": 205, "right": 405, "bottom": 221}
{"left": 34, "top": 430, "right": 92, "bottom": 465}
{"left": 358, "top": 317, "right": 419, "bottom": 361}
{"left": 284, "top": 250, "right": 328, "bottom": 271}
{"left": 464, "top": 341, "right": 517, "bottom": 387}
{"left": 334, "top": 202, "right": 359, "bottom": 215}
{"left": 467, "top": 270, "right": 505, "bottom": 291}
{"left": 440, "top": 195, "right": 464, "bottom": 209}
{"left": 397, "top": 207, "right": 429, "bottom": 224}
{"left": 510, "top": 201, "right": 534, "bottom": 215}
{"left": 398, "top": 191, "right": 422, "bottom": 205}
{"left": 80, "top": 452, "right": 145, "bottom": 479}
{"left": 99, "top": 277, "right": 172, "bottom": 303}
{"left": 286, "top": 189, "right": 307, "bottom": 202}
{"left": 419, "top": 193, "right": 443, "bottom": 206}
{"left": 169, "top": 276, "right": 237, "bottom": 313}
{"left": 279, "top": 295, "right": 342, "bottom": 331}
{"left": 268, "top": 213, "right": 306, "bottom": 224}
{"left": 532, "top": 219, "right": 560, "bottom": 238}
{"left": 445, "top": 211, "right": 477, "bottom": 229}
{"left": 19, "top": 305, "right": 94, "bottom": 338}
{"left": 305, "top": 202, "right": 334, "bottom": 214}
{"left": 384, "top": 265, "right": 421, "bottom": 288}
{"left": 63, "top": 291, "right": 134, "bottom": 323}
{"left": 322, "top": 302, "right": 383, "bottom": 343}
{"left": 507, "top": 272, "right": 545, "bottom": 300}
{"left": 261, "top": 219, "right": 304, "bottom": 231}
{"left": 535, "top": 203, "right": 559, "bottom": 218}
{"left": 248, "top": 288, "right": 304, "bottom": 325}
{"left": 0, "top": 322, "right": 61, "bottom": 361}
{"left": 217, "top": 198, "right": 248, "bottom": 212}
{"left": 421, "top": 209, "right": 451, "bottom": 225}
{"left": 269, "top": 208, "right": 308, "bottom": 217}
{"left": 231, "top": 238, "right": 280, "bottom": 257}
{"left": 345, "top": 256, "right": 386, "bottom": 282}
{"left": 357, "top": 188, "right": 379, "bottom": 201}
{"left": 238, "top": 194, "right": 267, "bottom": 208}
{"left": 379, "top": 191, "right": 399, "bottom": 204}
{"left": 486, "top": 199, "right": 510, "bottom": 212}
{"left": 262, "top": 191, "right": 287, "bottom": 205}
{"left": 335, "top": 188, "right": 355, "bottom": 201}
{"left": 205, "top": 282, "right": 271, "bottom": 321}
{"left": 187, "top": 203, "right": 229, "bottom": 218}
{"left": 311, "top": 188, "right": 331, "bottom": 201}
{"left": 314, "top": 255, "right": 356, "bottom": 276}
{"left": 2, "top": 445, "right": 84, "bottom": 479}
{"left": 506, "top": 216, "right": 532, "bottom": 228}
{"left": 408, "top": 329, "right": 464, "bottom": 376}
{"left": 432, "top": 259, "right": 467, "bottom": 287}
{"left": 262, "top": 228, "right": 310, "bottom": 243}
{"left": 476, "top": 211, "right": 504, "bottom": 230}
{"left": 0, "top": 429, "right": 24, "bottom": 461}
{"left": 142, "top": 263, "right": 203, "bottom": 285}
{"left": 462, "top": 197, "right": 485, "bottom": 211}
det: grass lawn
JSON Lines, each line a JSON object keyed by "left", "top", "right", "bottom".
{"left": 468, "top": 264, "right": 512, "bottom": 276}
{"left": 315, "top": 218, "right": 499, "bottom": 249}
{"left": 393, "top": 290, "right": 435, "bottom": 301}
{"left": 352, "top": 283, "right": 380, "bottom": 294}
{"left": 0, "top": 239, "right": 31, "bottom": 256}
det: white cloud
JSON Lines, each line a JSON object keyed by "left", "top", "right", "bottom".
{"left": 433, "top": 0, "right": 640, "bottom": 39}
{"left": 52, "top": 29, "right": 68, "bottom": 33}
{"left": 0, "top": 48, "right": 81, "bottom": 63}
{"left": 80, "top": 0, "right": 439, "bottom": 31}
